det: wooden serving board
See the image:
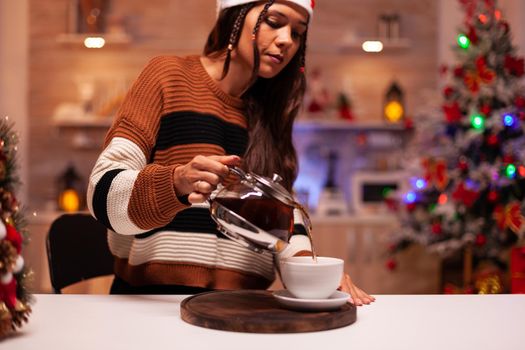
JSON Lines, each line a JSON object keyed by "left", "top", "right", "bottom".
{"left": 180, "top": 290, "right": 356, "bottom": 333}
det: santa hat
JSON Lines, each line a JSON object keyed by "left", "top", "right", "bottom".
{"left": 217, "top": 0, "right": 315, "bottom": 18}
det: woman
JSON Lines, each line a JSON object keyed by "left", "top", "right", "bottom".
{"left": 88, "top": 0, "right": 374, "bottom": 305}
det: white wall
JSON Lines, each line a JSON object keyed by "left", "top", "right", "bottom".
{"left": 499, "top": 0, "right": 525, "bottom": 55}
{"left": 0, "top": 0, "right": 29, "bottom": 203}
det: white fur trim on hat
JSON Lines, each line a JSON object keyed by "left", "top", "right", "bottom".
{"left": 217, "top": 0, "right": 314, "bottom": 18}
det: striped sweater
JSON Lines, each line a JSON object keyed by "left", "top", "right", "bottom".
{"left": 87, "top": 55, "right": 311, "bottom": 290}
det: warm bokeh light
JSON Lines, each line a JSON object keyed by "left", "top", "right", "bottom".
{"left": 362, "top": 40, "right": 384, "bottom": 53}
{"left": 84, "top": 37, "right": 106, "bottom": 49}
{"left": 471, "top": 114, "right": 485, "bottom": 130}
{"left": 385, "top": 101, "right": 404, "bottom": 122}
{"left": 438, "top": 194, "right": 448, "bottom": 205}
{"left": 59, "top": 189, "right": 80, "bottom": 212}
{"left": 457, "top": 34, "right": 470, "bottom": 49}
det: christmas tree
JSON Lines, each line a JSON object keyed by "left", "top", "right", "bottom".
{"left": 386, "top": 0, "right": 525, "bottom": 290}
{"left": 0, "top": 117, "right": 31, "bottom": 338}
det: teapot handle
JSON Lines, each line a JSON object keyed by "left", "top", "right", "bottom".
{"left": 228, "top": 166, "right": 248, "bottom": 180}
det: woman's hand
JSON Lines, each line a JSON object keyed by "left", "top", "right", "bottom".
{"left": 339, "top": 273, "right": 375, "bottom": 306}
{"left": 173, "top": 155, "right": 241, "bottom": 203}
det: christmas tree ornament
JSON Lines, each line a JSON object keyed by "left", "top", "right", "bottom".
{"left": 386, "top": 0, "right": 525, "bottom": 290}
{"left": 5, "top": 224, "right": 21, "bottom": 254}
{"left": 0, "top": 221, "right": 5, "bottom": 240}
{"left": 0, "top": 118, "right": 31, "bottom": 338}
{"left": 457, "top": 33, "right": 471, "bottom": 49}
{"left": 13, "top": 255, "right": 23, "bottom": 274}
{"left": 480, "top": 104, "right": 491, "bottom": 116}
{"left": 510, "top": 246, "right": 525, "bottom": 293}
{"left": 0, "top": 241, "right": 16, "bottom": 275}
{"left": 515, "top": 96, "right": 525, "bottom": 109}
{"left": 470, "top": 113, "right": 485, "bottom": 130}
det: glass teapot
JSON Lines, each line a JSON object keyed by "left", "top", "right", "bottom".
{"left": 209, "top": 166, "right": 312, "bottom": 254}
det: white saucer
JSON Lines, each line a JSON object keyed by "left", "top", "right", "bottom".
{"left": 272, "top": 290, "right": 350, "bottom": 311}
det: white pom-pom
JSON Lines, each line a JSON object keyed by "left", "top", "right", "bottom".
{"left": 1, "top": 272, "right": 13, "bottom": 285}
{"left": 13, "top": 255, "right": 24, "bottom": 274}
{"left": 0, "top": 221, "right": 5, "bottom": 240}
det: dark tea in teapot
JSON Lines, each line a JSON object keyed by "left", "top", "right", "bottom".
{"left": 214, "top": 196, "right": 294, "bottom": 242}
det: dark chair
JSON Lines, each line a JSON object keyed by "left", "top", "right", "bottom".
{"left": 46, "top": 213, "right": 114, "bottom": 293}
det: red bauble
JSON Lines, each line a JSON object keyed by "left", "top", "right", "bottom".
{"left": 475, "top": 233, "right": 487, "bottom": 246}
{"left": 406, "top": 203, "right": 416, "bottom": 212}
{"left": 386, "top": 258, "right": 397, "bottom": 271}
{"left": 505, "top": 55, "right": 525, "bottom": 77}
{"left": 0, "top": 278, "right": 17, "bottom": 309}
{"left": 431, "top": 223, "right": 443, "bottom": 235}
{"left": 488, "top": 190, "right": 498, "bottom": 202}
{"left": 480, "top": 104, "right": 492, "bottom": 116}
{"left": 487, "top": 134, "right": 499, "bottom": 146}
{"left": 339, "top": 106, "right": 354, "bottom": 120}
{"left": 404, "top": 118, "right": 414, "bottom": 130}
{"left": 454, "top": 66, "right": 465, "bottom": 78}
{"left": 443, "top": 86, "right": 455, "bottom": 98}
{"left": 515, "top": 96, "right": 525, "bottom": 109}
{"left": 6, "top": 224, "right": 22, "bottom": 254}
{"left": 467, "top": 25, "right": 478, "bottom": 44}
{"left": 503, "top": 154, "right": 514, "bottom": 164}
{"left": 443, "top": 102, "right": 462, "bottom": 123}
{"left": 458, "top": 160, "right": 469, "bottom": 171}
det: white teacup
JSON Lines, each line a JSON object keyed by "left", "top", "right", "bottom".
{"left": 280, "top": 256, "right": 344, "bottom": 299}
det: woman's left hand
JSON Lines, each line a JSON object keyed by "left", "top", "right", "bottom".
{"left": 339, "top": 273, "right": 375, "bottom": 306}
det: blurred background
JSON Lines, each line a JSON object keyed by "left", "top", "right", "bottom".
{"left": 1, "top": 0, "right": 524, "bottom": 295}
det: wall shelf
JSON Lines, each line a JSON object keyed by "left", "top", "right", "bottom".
{"left": 312, "top": 37, "right": 411, "bottom": 54}
{"left": 53, "top": 115, "right": 113, "bottom": 129}
{"left": 294, "top": 119, "right": 408, "bottom": 132}
{"left": 56, "top": 33, "right": 132, "bottom": 47}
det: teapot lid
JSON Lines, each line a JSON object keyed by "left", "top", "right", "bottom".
{"left": 229, "top": 166, "right": 295, "bottom": 206}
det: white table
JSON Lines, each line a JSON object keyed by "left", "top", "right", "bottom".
{"left": 5, "top": 294, "right": 525, "bottom": 350}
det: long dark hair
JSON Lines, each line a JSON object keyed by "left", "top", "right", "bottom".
{"left": 204, "top": 1, "right": 308, "bottom": 191}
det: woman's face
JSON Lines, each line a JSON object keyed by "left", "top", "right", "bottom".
{"left": 236, "top": 1, "right": 309, "bottom": 79}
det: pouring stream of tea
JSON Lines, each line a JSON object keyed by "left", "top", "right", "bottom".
{"left": 294, "top": 201, "right": 317, "bottom": 262}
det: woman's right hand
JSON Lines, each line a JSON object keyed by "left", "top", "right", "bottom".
{"left": 173, "top": 155, "right": 241, "bottom": 204}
